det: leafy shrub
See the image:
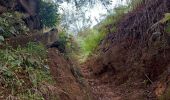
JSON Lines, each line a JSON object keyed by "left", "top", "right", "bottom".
{"left": 26, "top": 42, "right": 47, "bottom": 58}
{"left": 161, "top": 13, "right": 170, "bottom": 33}
{"left": 39, "top": 0, "right": 60, "bottom": 28}
{"left": 49, "top": 31, "right": 68, "bottom": 53}
{"left": 66, "top": 34, "right": 80, "bottom": 55}
{"left": 0, "top": 11, "right": 29, "bottom": 38}
{"left": 77, "top": 5, "right": 130, "bottom": 60}
{"left": 50, "top": 30, "right": 79, "bottom": 55}
{"left": 0, "top": 43, "right": 53, "bottom": 99}
{"left": 78, "top": 29, "right": 105, "bottom": 58}
{"left": 57, "top": 31, "right": 68, "bottom": 51}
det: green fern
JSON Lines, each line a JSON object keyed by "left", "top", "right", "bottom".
{"left": 160, "top": 13, "right": 170, "bottom": 23}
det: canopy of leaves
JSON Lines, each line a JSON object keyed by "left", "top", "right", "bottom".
{"left": 39, "top": 0, "right": 60, "bottom": 28}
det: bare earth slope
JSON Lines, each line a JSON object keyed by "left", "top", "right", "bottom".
{"left": 82, "top": 0, "right": 170, "bottom": 99}
{"left": 48, "top": 48, "right": 92, "bottom": 100}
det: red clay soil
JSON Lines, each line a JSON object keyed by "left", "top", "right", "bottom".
{"left": 47, "top": 48, "right": 146, "bottom": 100}
{"left": 81, "top": 63, "right": 151, "bottom": 100}
{"left": 47, "top": 48, "right": 152, "bottom": 100}
{"left": 47, "top": 48, "right": 91, "bottom": 100}
{"left": 81, "top": 65, "right": 122, "bottom": 100}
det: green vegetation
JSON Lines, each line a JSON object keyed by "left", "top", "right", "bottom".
{"left": 0, "top": 43, "right": 54, "bottom": 99}
{"left": 56, "top": 31, "right": 69, "bottom": 53}
{"left": 78, "top": 29, "right": 104, "bottom": 57}
{"left": 128, "top": 0, "right": 143, "bottom": 9}
{"left": 77, "top": 5, "right": 131, "bottom": 60}
{"left": 161, "top": 13, "right": 170, "bottom": 33}
{"left": 39, "top": 0, "right": 60, "bottom": 28}
{"left": 0, "top": 11, "right": 29, "bottom": 38}
{"left": 55, "top": 30, "right": 79, "bottom": 57}
{"left": 0, "top": 1, "right": 61, "bottom": 98}
{"left": 0, "top": 0, "right": 60, "bottom": 40}
{"left": 165, "top": 22, "right": 170, "bottom": 33}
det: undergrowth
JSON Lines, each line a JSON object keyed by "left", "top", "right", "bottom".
{"left": 77, "top": 5, "right": 131, "bottom": 62}
{"left": 0, "top": 11, "right": 29, "bottom": 38}
{"left": 76, "top": 0, "right": 144, "bottom": 62}
{"left": 0, "top": 43, "right": 54, "bottom": 100}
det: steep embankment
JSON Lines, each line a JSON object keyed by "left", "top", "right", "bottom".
{"left": 48, "top": 48, "right": 92, "bottom": 100}
{"left": 84, "top": 0, "right": 170, "bottom": 99}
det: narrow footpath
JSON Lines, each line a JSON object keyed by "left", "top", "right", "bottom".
{"left": 81, "top": 65, "right": 123, "bottom": 100}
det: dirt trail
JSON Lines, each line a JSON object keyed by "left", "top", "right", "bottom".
{"left": 47, "top": 48, "right": 124, "bottom": 100}
{"left": 47, "top": 48, "right": 160, "bottom": 100}
{"left": 47, "top": 48, "right": 158, "bottom": 100}
{"left": 81, "top": 66, "right": 123, "bottom": 100}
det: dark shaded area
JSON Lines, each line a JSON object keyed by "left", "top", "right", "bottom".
{"left": 0, "top": 0, "right": 42, "bottom": 30}
{"left": 49, "top": 41, "right": 66, "bottom": 53}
